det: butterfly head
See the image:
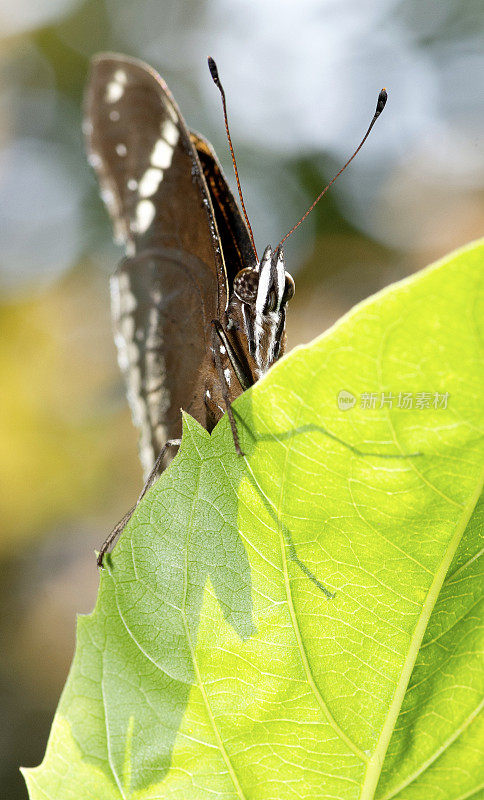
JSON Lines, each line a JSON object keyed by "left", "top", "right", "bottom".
{"left": 231, "top": 245, "right": 294, "bottom": 376}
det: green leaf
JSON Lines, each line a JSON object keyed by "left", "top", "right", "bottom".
{"left": 24, "top": 239, "right": 484, "bottom": 799}
{"left": 376, "top": 493, "right": 484, "bottom": 800}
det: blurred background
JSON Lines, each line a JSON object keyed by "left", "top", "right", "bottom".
{"left": 0, "top": 0, "right": 483, "bottom": 795}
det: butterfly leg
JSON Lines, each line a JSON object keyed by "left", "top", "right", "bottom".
{"left": 211, "top": 320, "right": 253, "bottom": 457}
{"left": 212, "top": 320, "right": 252, "bottom": 391}
{"left": 97, "top": 437, "right": 181, "bottom": 567}
{"left": 97, "top": 505, "right": 135, "bottom": 568}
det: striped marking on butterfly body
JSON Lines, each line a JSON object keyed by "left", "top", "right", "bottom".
{"left": 254, "top": 247, "right": 286, "bottom": 376}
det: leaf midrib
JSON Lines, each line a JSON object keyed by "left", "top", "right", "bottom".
{"left": 359, "top": 469, "right": 484, "bottom": 800}
{"left": 378, "top": 697, "right": 484, "bottom": 800}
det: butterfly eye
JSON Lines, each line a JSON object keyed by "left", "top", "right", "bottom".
{"left": 282, "top": 273, "right": 295, "bottom": 304}
{"left": 233, "top": 267, "right": 258, "bottom": 304}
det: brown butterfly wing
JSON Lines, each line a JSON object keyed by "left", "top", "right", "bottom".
{"left": 190, "top": 131, "right": 257, "bottom": 282}
{"left": 85, "top": 54, "right": 230, "bottom": 476}
{"left": 191, "top": 131, "right": 262, "bottom": 392}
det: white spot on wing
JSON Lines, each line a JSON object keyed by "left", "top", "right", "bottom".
{"left": 219, "top": 345, "right": 226, "bottom": 355}
{"left": 113, "top": 331, "right": 129, "bottom": 371}
{"left": 161, "top": 118, "right": 179, "bottom": 147}
{"left": 126, "top": 367, "right": 142, "bottom": 412}
{"left": 105, "top": 69, "right": 128, "bottom": 103}
{"left": 110, "top": 276, "right": 120, "bottom": 320}
{"left": 138, "top": 167, "right": 164, "bottom": 198}
{"left": 147, "top": 389, "right": 164, "bottom": 414}
{"left": 116, "top": 271, "right": 130, "bottom": 293}
{"left": 127, "top": 341, "right": 140, "bottom": 362}
{"left": 127, "top": 178, "right": 138, "bottom": 191}
{"left": 100, "top": 187, "right": 115, "bottom": 211}
{"left": 116, "top": 143, "right": 127, "bottom": 157}
{"left": 123, "top": 291, "right": 137, "bottom": 314}
{"left": 134, "top": 199, "right": 156, "bottom": 233}
{"left": 224, "top": 368, "right": 231, "bottom": 386}
{"left": 165, "top": 103, "right": 178, "bottom": 123}
{"left": 120, "top": 314, "right": 135, "bottom": 339}
{"left": 109, "top": 109, "right": 120, "bottom": 121}
{"left": 88, "top": 152, "right": 102, "bottom": 168}
{"left": 145, "top": 352, "right": 168, "bottom": 413}
{"left": 146, "top": 307, "right": 163, "bottom": 349}
{"left": 113, "top": 272, "right": 137, "bottom": 315}
{"left": 151, "top": 139, "right": 174, "bottom": 169}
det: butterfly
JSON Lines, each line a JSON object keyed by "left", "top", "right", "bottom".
{"left": 84, "top": 53, "right": 387, "bottom": 564}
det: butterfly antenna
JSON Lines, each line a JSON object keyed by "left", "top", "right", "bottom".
{"left": 277, "top": 88, "right": 388, "bottom": 250}
{"left": 208, "top": 57, "right": 258, "bottom": 260}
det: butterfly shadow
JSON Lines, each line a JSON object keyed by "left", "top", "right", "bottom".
{"left": 232, "top": 405, "right": 423, "bottom": 601}
{"left": 82, "top": 421, "right": 256, "bottom": 793}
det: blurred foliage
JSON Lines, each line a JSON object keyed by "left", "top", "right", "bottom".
{"left": 0, "top": 266, "right": 139, "bottom": 553}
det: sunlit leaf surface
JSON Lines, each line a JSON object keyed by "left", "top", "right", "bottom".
{"left": 24, "top": 240, "right": 484, "bottom": 799}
